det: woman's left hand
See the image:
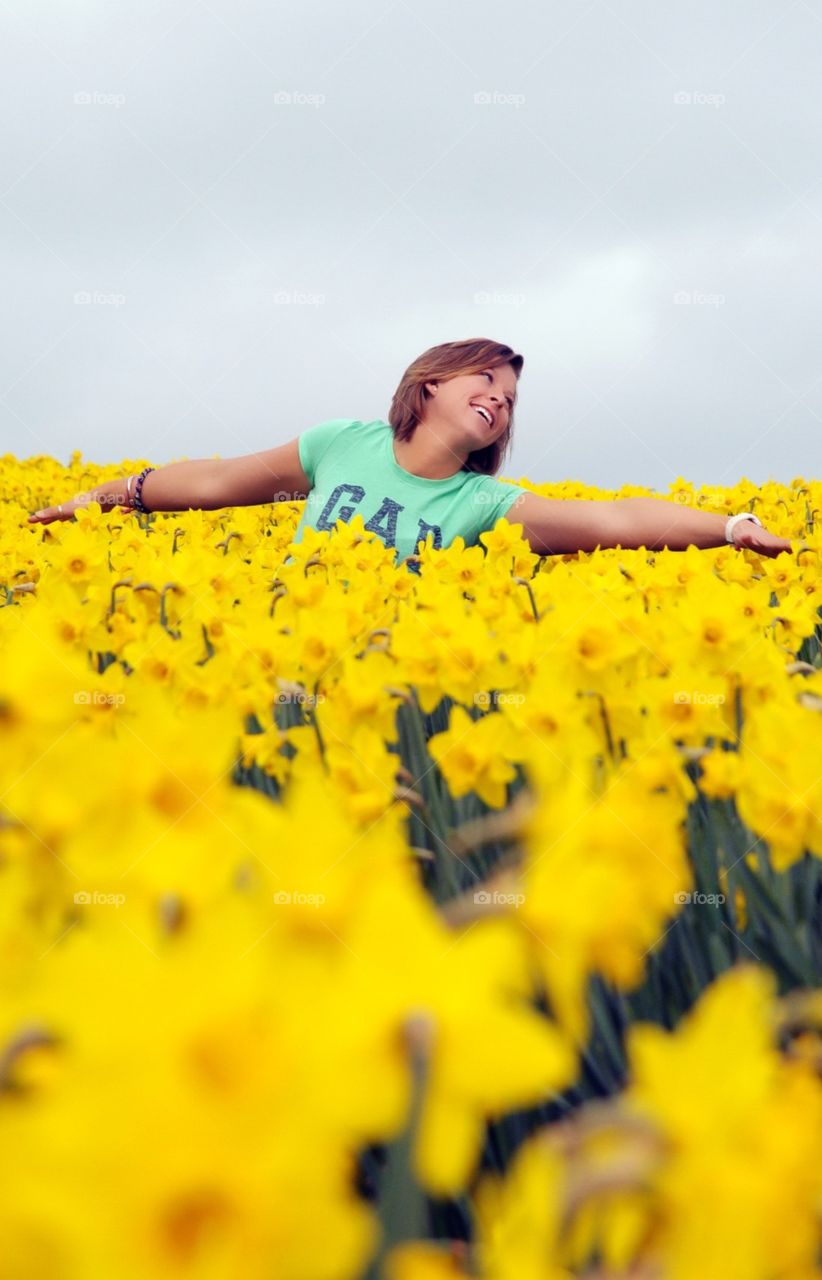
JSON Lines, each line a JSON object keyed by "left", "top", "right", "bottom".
{"left": 731, "top": 522, "right": 793, "bottom": 558}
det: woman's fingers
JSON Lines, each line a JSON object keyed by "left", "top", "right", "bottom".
{"left": 733, "top": 525, "right": 793, "bottom": 557}
{"left": 28, "top": 496, "right": 136, "bottom": 524}
{"left": 28, "top": 502, "right": 76, "bottom": 524}
{"left": 755, "top": 534, "right": 794, "bottom": 557}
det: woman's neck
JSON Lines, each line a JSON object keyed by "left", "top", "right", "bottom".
{"left": 391, "top": 422, "right": 467, "bottom": 480}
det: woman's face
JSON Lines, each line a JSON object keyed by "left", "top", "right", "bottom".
{"left": 423, "top": 362, "right": 519, "bottom": 449}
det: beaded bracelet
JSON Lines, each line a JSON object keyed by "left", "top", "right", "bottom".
{"left": 132, "top": 466, "right": 156, "bottom": 514}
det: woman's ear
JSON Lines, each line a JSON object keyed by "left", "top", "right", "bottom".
{"left": 423, "top": 380, "right": 438, "bottom": 397}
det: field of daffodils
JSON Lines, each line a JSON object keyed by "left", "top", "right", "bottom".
{"left": 3, "top": 450, "right": 822, "bottom": 1280}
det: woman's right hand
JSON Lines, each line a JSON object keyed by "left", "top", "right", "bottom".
{"left": 28, "top": 495, "right": 87, "bottom": 524}
{"left": 28, "top": 483, "right": 132, "bottom": 525}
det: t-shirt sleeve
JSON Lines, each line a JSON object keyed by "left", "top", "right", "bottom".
{"left": 297, "top": 419, "right": 357, "bottom": 487}
{"left": 473, "top": 476, "right": 529, "bottom": 529}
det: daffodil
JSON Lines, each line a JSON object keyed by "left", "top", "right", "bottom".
{"left": 624, "top": 965, "right": 822, "bottom": 1280}
{"left": 428, "top": 704, "right": 518, "bottom": 809}
{"left": 4, "top": 451, "right": 822, "bottom": 1275}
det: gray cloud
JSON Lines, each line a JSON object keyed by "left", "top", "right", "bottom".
{"left": 2, "top": 0, "right": 821, "bottom": 492}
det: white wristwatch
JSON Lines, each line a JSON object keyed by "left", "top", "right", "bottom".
{"left": 725, "top": 512, "right": 762, "bottom": 543}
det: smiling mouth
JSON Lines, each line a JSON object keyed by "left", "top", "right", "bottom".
{"left": 470, "top": 404, "right": 495, "bottom": 428}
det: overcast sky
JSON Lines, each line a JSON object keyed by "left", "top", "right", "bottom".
{"left": 3, "top": 0, "right": 821, "bottom": 493}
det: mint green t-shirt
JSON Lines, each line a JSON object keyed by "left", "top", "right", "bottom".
{"left": 289, "top": 418, "right": 527, "bottom": 568}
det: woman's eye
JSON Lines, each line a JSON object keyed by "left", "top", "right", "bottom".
{"left": 483, "top": 370, "right": 513, "bottom": 410}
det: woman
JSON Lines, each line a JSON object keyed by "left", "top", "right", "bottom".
{"left": 28, "top": 338, "right": 792, "bottom": 561}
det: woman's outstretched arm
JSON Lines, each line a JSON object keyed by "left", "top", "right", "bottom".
{"left": 507, "top": 492, "right": 793, "bottom": 559}
{"left": 28, "top": 438, "right": 311, "bottom": 524}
